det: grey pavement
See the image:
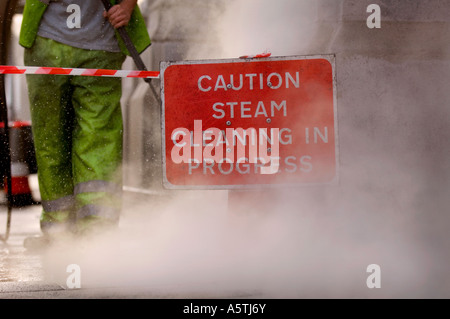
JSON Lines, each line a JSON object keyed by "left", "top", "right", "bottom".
{"left": 0, "top": 177, "right": 263, "bottom": 299}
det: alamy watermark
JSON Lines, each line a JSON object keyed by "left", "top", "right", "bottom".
{"left": 66, "top": 4, "right": 81, "bottom": 29}
{"left": 366, "top": 264, "right": 381, "bottom": 289}
{"left": 367, "top": 4, "right": 381, "bottom": 29}
{"left": 170, "top": 120, "right": 281, "bottom": 175}
{"left": 66, "top": 264, "right": 81, "bottom": 289}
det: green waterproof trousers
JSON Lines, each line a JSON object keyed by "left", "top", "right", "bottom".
{"left": 24, "top": 36, "right": 126, "bottom": 234}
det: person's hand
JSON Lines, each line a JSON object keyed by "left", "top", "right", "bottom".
{"left": 103, "top": 2, "right": 135, "bottom": 29}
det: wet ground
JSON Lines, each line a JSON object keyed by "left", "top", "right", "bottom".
{"left": 0, "top": 183, "right": 229, "bottom": 299}
{"left": 0, "top": 176, "right": 261, "bottom": 299}
{"left": 3, "top": 174, "right": 444, "bottom": 300}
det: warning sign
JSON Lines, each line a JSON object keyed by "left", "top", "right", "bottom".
{"left": 161, "top": 55, "right": 338, "bottom": 189}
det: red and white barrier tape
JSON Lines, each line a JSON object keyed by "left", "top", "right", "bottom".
{"left": 1, "top": 53, "right": 273, "bottom": 77}
{"left": 0, "top": 65, "right": 160, "bottom": 79}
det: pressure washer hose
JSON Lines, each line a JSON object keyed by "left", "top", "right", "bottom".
{"left": 1, "top": 0, "right": 19, "bottom": 242}
{"left": 0, "top": 76, "right": 12, "bottom": 243}
{"left": 0, "top": 201, "right": 12, "bottom": 243}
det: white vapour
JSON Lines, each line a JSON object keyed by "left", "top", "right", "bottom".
{"left": 188, "top": 0, "right": 321, "bottom": 59}
{"left": 43, "top": 0, "right": 450, "bottom": 298}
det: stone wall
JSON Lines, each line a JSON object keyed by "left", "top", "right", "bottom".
{"left": 123, "top": 0, "right": 450, "bottom": 297}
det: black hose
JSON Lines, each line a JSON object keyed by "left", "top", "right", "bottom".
{"left": 100, "top": 0, "right": 161, "bottom": 105}
{"left": 0, "top": 75, "right": 12, "bottom": 243}
{"left": 0, "top": 0, "right": 18, "bottom": 243}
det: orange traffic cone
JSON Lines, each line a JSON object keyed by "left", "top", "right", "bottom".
{"left": 2, "top": 121, "right": 37, "bottom": 207}
{"left": 4, "top": 162, "right": 34, "bottom": 207}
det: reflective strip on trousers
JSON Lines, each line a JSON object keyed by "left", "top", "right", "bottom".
{"left": 76, "top": 204, "right": 120, "bottom": 222}
{"left": 42, "top": 195, "right": 75, "bottom": 213}
{"left": 74, "top": 180, "right": 122, "bottom": 195}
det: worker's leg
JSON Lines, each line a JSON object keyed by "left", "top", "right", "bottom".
{"left": 69, "top": 48, "right": 126, "bottom": 234}
{"left": 24, "top": 37, "right": 76, "bottom": 235}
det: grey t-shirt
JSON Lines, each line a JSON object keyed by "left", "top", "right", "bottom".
{"left": 37, "top": 0, "right": 121, "bottom": 52}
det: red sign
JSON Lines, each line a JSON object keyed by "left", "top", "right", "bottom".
{"left": 161, "top": 55, "right": 338, "bottom": 189}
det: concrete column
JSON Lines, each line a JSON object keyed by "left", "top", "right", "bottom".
{"left": 312, "top": 0, "right": 450, "bottom": 297}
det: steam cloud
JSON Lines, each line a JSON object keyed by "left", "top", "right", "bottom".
{"left": 43, "top": 0, "right": 450, "bottom": 298}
